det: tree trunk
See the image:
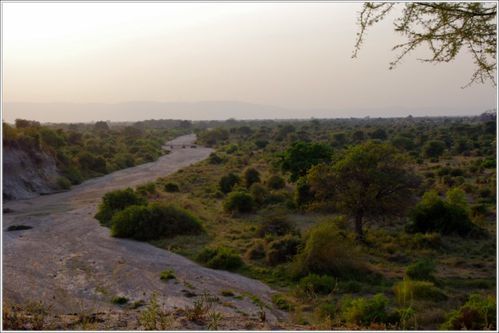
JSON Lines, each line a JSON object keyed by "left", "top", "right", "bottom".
{"left": 355, "top": 212, "right": 364, "bottom": 240}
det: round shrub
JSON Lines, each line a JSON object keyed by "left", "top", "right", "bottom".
{"left": 164, "top": 182, "right": 180, "bottom": 192}
{"left": 291, "top": 220, "right": 364, "bottom": 278}
{"left": 298, "top": 274, "right": 335, "bottom": 295}
{"left": 266, "top": 175, "right": 285, "bottom": 190}
{"left": 341, "top": 294, "right": 395, "bottom": 326}
{"left": 223, "top": 191, "right": 254, "bottom": 213}
{"left": 423, "top": 140, "right": 446, "bottom": 158}
{"left": 57, "top": 176, "right": 72, "bottom": 190}
{"left": 266, "top": 234, "right": 301, "bottom": 266}
{"left": 243, "top": 167, "right": 261, "bottom": 188}
{"left": 110, "top": 203, "right": 202, "bottom": 240}
{"left": 405, "top": 259, "right": 436, "bottom": 281}
{"left": 441, "top": 294, "right": 496, "bottom": 330}
{"left": 249, "top": 183, "right": 269, "bottom": 206}
{"left": 245, "top": 240, "right": 266, "bottom": 260}
{"left": 219, "top": 172, "right": 240, "bottom": 194}
{"left": 394, "top": 279, "right": 447, "bottom": 302}
{"left": 208, "top": 153, "right": 223, "bottom": 164}
{"left": 407, "top": 191, "right": 477, "bottom": 236}
{"left": 257, "top": 215, "right": 296, "bottom": 237}
{"left": 95, "top": 188, "right": 147, "bottom": 226}
{"left": 197, "top": 247, "right": 243, "bottom": 271}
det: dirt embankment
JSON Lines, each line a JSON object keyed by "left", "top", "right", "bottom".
{"left": 2, "top": 134, "right": 287, "bottom": 329}
{"left": 2, "top": 146, "right": 61, "bottom": 200}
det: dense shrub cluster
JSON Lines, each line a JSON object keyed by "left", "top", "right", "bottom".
{"left": 95, "top": 188, "right": 147, "bottom": 226}
{"left": 110, "top": 203, "right": 202, "bottom": 240}
{"left": 341, "top": 294, "right": 398, "bottom": 326}
{"left": 3, "top": 120, "right": 172, "bottom": 188}
{"left": 441, "top": 294, "right": 496, "bottom": 330}
{"left": 291, "top": 220, "right": 364, "bottom": 278}
{"left": 407, "top": 190, "right": 479, "bottom": 236}
{"left": 219, "top": 173, "right": 240, "bottom": 194}
{"left": 223, "top": 191, "right": 254, "bottom": 213}
{"left": 197, "top": 247, "right": 243, "bottom": 271}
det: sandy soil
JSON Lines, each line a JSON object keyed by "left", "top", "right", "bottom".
{"left": 2, "top": 134, "right": 285, "bottom": 326}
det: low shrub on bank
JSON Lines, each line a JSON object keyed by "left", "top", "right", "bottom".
{"left": 223, "top": 191, "right": 254, "bottom": 213}
{"left": 197, "top": 247, "right": 243, "bottom": 271}
{"left": 95, "top": 188, "right": 147, "bottom": 226}
{"left": 441, "top": 294, "right": 496, "bottom": 330}
{"left": 110, "top": 203, "right": 202, "bottom": 240}
{"left": 291, "top": 220, "right": 364, "bottom": 279}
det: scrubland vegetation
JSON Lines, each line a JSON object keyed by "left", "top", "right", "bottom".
{"left": 2, "top": 119, "right": 190, "bottom": 189}
{"left": 91, "top": 115, "right": 496, "bottom": 330}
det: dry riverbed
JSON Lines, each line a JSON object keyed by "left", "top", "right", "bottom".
{"left": 2, "top": 134, "right": 287, "bottom": 330}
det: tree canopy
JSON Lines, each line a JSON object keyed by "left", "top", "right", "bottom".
{"left": 353, "top": 2, "right": 497, "bottom": 87}
{"left": 308, "top": 141, "right": 420, "bottom": 239}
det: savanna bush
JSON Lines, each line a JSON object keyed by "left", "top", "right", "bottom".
{"left": 341, "top": 294, "right": 397, "bottom": 326}
{"left": 266, "top": 175, "right": 285, "bottom": 190}
{"left": 219, "top": 172, "right": 240, "bottom": 193}
{"left": 164, "top": 182, "right": 180, "bottom": 192}
{"left": 441, "top": 294, "right": 496, "bottom": 330}
{"left": 266, "top": 234, "right": 301, "bottom": 266}
{"left": 407, "top": 190, "right": 478, "bottom": 236}
{"left": 257, "top": 214, "right": 296, "bottom": 237}
{"left": 223, "top": 191, "right": 254, "bottom": 213}
{"left": 110, "top": 203, "right": 202, "bottom": 240}
{"left": 243, "top": 167, "right": 260, "bottom": 188}
{"left": 197, "top": 247, "right": 243, "bottom": 271}
{"left": 405, "top": 259, "right": 436, "bottom": 281}
{"left": 249, "top": 183, "right": 269, "bottom": 206}
{"left": 298, "top": 274, "right": 335, "bottom": 295}
{"left": 394, "top": 279, "right": 447, "bottom": 303}
{"left": 95, "top": 188, "right": 147, "bottom": 226}
{"left": 291, "top": 219, "right": 364, "bottom": 279}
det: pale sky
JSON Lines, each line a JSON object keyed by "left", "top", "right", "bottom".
{"left": 2, "top": 2, "right": 497, "bottom": 121}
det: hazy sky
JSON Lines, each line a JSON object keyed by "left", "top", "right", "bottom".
{"left": 2, "top": 2, "right": 497, "bottom": 121}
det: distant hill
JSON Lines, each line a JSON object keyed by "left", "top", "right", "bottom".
{"left": 3, "top": 101, "right": 490, "bottom": 123}
{"left": 2, "top": 101, "right": 296, "bottom": 123}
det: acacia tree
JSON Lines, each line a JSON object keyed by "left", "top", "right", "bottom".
{"left": 308, "top": 141, "right": 420, "bottom": 239}
{"left": 353, "top": 2, "right": 497, "bottom": 87}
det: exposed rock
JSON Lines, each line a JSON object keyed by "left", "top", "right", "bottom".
{"left": 3, "top": 146, "right": 61, "bottom": 200}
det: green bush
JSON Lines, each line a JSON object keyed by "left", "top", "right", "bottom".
{"left": 95, "top": 188, "right": 147, "bottom": 226}
{"left": 245, "top": 240, "right": 266, "bottom": 260}
{"left": 441, "top": 294, "right": 496, "bottom": 330}
{"left": 407, "top": 190, "right": 478, "bottom": 236}
{"left": 298, "top": 274, "right": 335, "bottom": 295}
{"left": 243, "top": 167, "right": 261, "bottom": 188}
{"left": 266, "top": 234, "right": 301, "bottom": 266}
{"left": 164, "top": 182, "right": 180, "bottom": 192}
{"left": 394, "top": 279, "right": 447, "bottom": 303}
{"left": 294, "top": 177, "right": 314, "bottom": 207}
{"left": 160, "top": 269, "right": 176, "bottom": 281}
{"left": 110, "top": 203, "right": 202, "bottom": 241}
{"left": 423, "top": 140, "right": 446, "bottom": 158}
{"left": 56, "top": 176, "right": 71, "bottom": 190}
{"left": 272, "top": 294, "right": 294, "bottom": 311}
{"left": 291, "top": 220, "right": 364, "bottom": 278}
{"left": 257, "top": 214, "right": 296, "bottom": 237}
{"left": 136, "top": 182, "right": 156, "bottom": 196}
{"left": 208, "top": 153, "right": 223, "bottom": 164}
{"left": 341, "top": 294, "right": 396, "bottom": 325}
{"left": 223, "top": 191, "right": 254, "bottom": 213}
{"left": 266, "top": 175, "right": 285, "bottom": 190}
{"left": 249, "top": 183, "right": 269, "bottom": 206}
{"left": 111, "top": 296, "right": 129, "bottom": 305}
{"left": 405, "top": 259, "right": 435, "bottom": 281}
{"left": 219, "top": 172, "right": 240, "bottom": 193}
{"left": 197, "top": 247, "right": 243, "bottom": 271}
